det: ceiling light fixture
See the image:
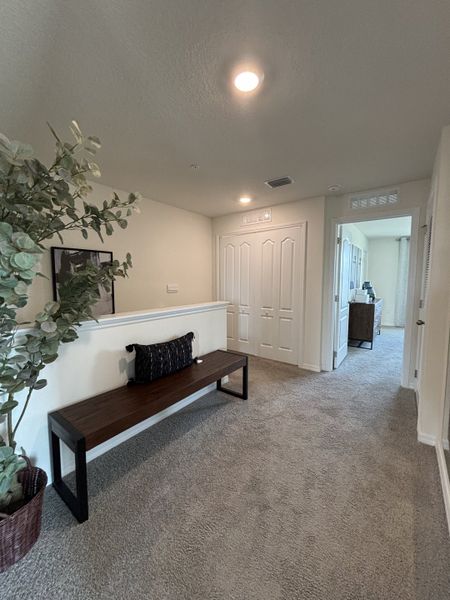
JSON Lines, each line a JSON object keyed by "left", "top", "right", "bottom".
{"left": 239, "top": 196, "right": 252, "bottom": 204}
{"left": 234, "top": 71, "right": 260, "bottom": 92}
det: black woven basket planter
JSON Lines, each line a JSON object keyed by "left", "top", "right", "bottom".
{"left": 0, "top": 457, "right": 47, "bottom": 573}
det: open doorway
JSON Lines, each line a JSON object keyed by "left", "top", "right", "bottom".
{"left": 333, "top": 216, "right": 413, "bottom": 374}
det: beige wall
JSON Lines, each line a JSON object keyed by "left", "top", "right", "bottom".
{"left": 367, "top": 237, "right": 401, "bottom": 327}
{"left": 212, "top": 196, "right": 326, "bottom": 371}
{"left": 418, "top": 126, "right": 450, "bottom": 441}
{"left": 20, "top": 181, "right": 213, "bottom": 321}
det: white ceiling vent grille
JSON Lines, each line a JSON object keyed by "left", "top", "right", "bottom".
{"left": 350, "top": 191, "right": 398, "bottom": 210}
{"left": 265, "top": 176, "right": 294, "bottom": 189}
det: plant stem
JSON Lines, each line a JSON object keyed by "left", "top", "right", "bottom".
{"left": 12, "top": 386, "right": 34, "bottom": 442}
{"left": 6, "top": 403, "right": 14, "bottom": 449}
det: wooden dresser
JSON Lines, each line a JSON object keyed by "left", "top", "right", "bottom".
{"left": 348, "top": 298, "right": 383, "bottom": 349}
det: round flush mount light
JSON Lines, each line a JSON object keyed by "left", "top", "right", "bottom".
{"left": 239, "top": 196, "right": 252, "bottom": 204}
{"left": 234, "top": 71, "right": 260, "bottom": 92}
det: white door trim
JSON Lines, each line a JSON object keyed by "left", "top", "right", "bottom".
{"left": 322, "top": 207, "right": 421, "bottom": 388}
{"left": 216, "top": 222, "right": 307, "bottom": 369}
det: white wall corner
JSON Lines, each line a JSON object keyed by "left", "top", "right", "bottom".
{"left": 417, "top": 428, "right": 436, "bottom": 446}
{"left": 435, "top": 443, "right": 450, "bottom": 535}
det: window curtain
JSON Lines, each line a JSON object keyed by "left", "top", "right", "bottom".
{"left": 394, "top": 237, "right": 410, "bottom": 326}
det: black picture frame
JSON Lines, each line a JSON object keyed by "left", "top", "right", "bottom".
{"left": 50, "top": 246, "right": 115, "bottom": 317}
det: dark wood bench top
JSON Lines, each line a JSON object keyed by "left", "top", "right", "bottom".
{"left": 50, "top": 350, "right": 247, "bottom": 450}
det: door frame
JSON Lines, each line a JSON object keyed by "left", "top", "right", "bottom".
{"left": 322, "top": 207, "right": 421, "bottom": 388}
{"left": 333, "top": 228, "right": 352, "bottom": 368}
{"left": 215, "top": 221, "right": 307, "bottom": 368}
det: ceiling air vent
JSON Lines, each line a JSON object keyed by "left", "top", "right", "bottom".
{"left": 265, "top": 175, "right": 294, "bottom": 189}
{"left": 350, "top": 191, "right": 398, "bottom": 210}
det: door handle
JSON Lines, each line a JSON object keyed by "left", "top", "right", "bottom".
{"left": 416, "top": 320, "right": 425, "bottom": 326}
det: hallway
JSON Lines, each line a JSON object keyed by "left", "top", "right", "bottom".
{"left": 2, "top": 330, "right": 450, "bottom": 599}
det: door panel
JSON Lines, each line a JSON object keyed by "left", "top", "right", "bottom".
{"left": 279, "top": 317, "right": 294, "bottom": 351}
{"left": 220, "top": 235, "right": 257, "bottom": 354}
{"left": 256, "top": 227, "right": 303, "bottom": 364}
{"left": 416, "top": 203, "right": 434, "bottom": 389}
{"left": 261, "top": 239, "right": 275, "bottom": 309}
{"left": 279, "top": 237, "right": 295, "bottom": 310}
{"left": 260, "top": 315, "right": 274, "bottom": 348}
{"left": 238, "top": 312, "right": 250, "bottom": 342}
{"left": 239, "top": 242, "right": 250, "bottom": 306}
{"left": 334, "top": 231, "right": 351, "bottom": 368}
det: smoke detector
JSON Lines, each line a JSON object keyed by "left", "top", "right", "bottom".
{"left": 265, "top": 176, "right": 294, "bottom": 189}
{"left": 327, "top": 184, "right": 343, "bottom": 193}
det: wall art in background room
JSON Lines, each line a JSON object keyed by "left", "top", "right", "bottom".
{"left": 51, "top": 247, "right": 115, "bottom": 316}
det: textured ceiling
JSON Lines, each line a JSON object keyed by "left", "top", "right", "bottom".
{"left": 354, "top": 217, "right": 412, "bottom": 238}
{"left": 1, "top": 1, "right": 450, "bottom": 217}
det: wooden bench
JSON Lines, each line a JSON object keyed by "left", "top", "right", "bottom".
{"left": 48, "top": 350, "right": 248, "bottom": 522}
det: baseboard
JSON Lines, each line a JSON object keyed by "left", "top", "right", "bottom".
{"left": 59, "top": 383, "right": 216, "bottom": 479}
{"left": 435, "top": 442, "right": 450, "bottom": 535}
{"left": 417, "top": 429, "right": 436, "bottom": 446}
{"left": 299, "top": 363, "right": 321, "bottom": 373}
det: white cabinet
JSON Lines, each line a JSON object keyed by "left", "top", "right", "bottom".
{"left": 219, "top": 224, "right": 306, "bottom": 365}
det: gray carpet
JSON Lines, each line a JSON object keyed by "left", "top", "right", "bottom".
{"left": 2, "top": 328, "right": 450, "bottom": 599}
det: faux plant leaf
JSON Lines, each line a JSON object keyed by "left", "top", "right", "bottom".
{"left": 0, "top": 121, "right": 137, "bottom": 471}
{"left": 11, "top": 232, "right": 40, "bottom": 252}
{"left": 34, "top": 379, "right": 47, "bottom": 390}
{"left": 0, "top": 222, "right": 13, "bottom": 239}
{"left": 41, "top": 320, "right": 57, "bottom": 333}
{"left": 44, "top": 301, "right": 60, "bottom": 315}
{"left": 10, "top": 252, "right": 37, "bottom": 271}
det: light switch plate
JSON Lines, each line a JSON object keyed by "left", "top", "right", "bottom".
{"left": 166, "top": 284, "right": 179, "bottom": 293}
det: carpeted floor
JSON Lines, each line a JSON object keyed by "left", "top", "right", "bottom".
{"left": 2, "top": 328, "right": 450, "bottom": 599}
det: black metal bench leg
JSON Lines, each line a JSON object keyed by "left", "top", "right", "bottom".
{"left": 216, "top": 359, "right": 248, "bottom": 400}
{"left": 242, "top": 363, "right": 248, "bottom": 400}
{"left": 49, "top": 417, "right": 89, "bottom": 523}
{"left": 50, "top": 429, "right": 62, "bottom": 485}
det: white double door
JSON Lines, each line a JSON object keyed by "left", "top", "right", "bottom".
{"left": 219, "top": 225, "right": 305, "bottom": 365}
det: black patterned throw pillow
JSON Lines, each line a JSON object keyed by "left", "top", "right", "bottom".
{"left": 126, "top": 332, "right": 194, "bottom": 384}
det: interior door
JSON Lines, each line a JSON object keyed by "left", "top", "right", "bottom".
{"left": 415, "top": 204, "right": 434, "bottom": 388}
{"left": 219, "top": 234, "right": 257, "bottom": 354}
{"left": 255, "top": 226, "right": 304, "bottom": 365}
{"left": 219, "top": 225, "right": 305, "bottom": 366}
{"left": 334, "top": 228, "right": 352, "bottom": 368}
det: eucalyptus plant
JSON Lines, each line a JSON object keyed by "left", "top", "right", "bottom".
{"left": 0, "top": 122, "right": 139, "bottom": 510}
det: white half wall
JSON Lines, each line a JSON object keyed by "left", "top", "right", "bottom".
{"left": 19, "top": 181, "right": 213, "bottom": 322}
{"left": 8, "top": 302, "right": 228, "bottom": 480}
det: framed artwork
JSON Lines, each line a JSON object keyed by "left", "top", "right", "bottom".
{"left": 51, "top": 247, "right": 115, "bottom": 317}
